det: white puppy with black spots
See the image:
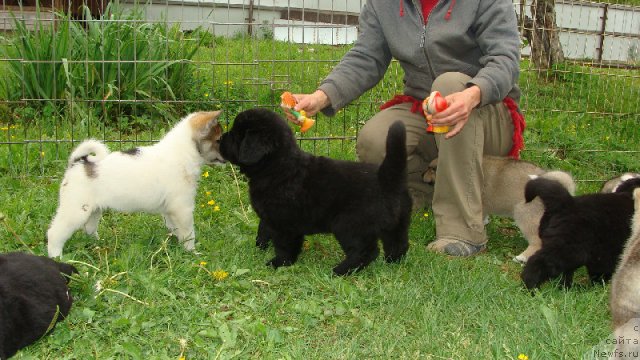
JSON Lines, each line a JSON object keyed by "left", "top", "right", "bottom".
{"left": 47, "top": 111, "right": 225, "bottom": 257}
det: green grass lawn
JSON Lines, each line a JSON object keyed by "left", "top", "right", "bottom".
{"left": 0, "top": 34, "right": 639, "bottom": 359}
{"left": 0, "top": 157, "right": 628, "bottom": 359}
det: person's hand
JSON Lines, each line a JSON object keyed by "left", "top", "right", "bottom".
{"left": 281, "top": 90, "right": 330, "bottom": 122}
{"left": 427, "top": 86, "right": 482, "bottom": 139}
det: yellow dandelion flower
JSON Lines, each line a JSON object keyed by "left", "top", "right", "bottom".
{"left": 179, "top": 356, "right": 186, "bottom": 360}
{"left": 202, "top": 171, "right": 209, "bottom": 178}
{"left": 212, "top": 270, "right": 229, "bottom": 281}
{"left": 199, "top": 261, "right": 207, "bottom": 266}
{"left": 423, "top": 213, "right": 429, "bottom": 218}
{"left": 518, "top": 354, "right": 529, "bottom": 360}
{"left": 213, "top": 205, "right": 220, "bottom": 212}
{"left": 205, "top": 191, "right": 211, "bottom": 196}
{"left": 40, "top": 151, "right": 45, "bottom": 157}
{"left": 204, "top": 93, "right": 209, "bottom": 97}
{"left": 207, "top": 200, "right": 215, "bottom": 206}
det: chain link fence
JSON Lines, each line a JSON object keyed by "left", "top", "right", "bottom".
{"left": 0, "top": 0, "right": 638, "bottom": 185}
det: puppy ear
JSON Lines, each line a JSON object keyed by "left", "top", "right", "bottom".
{"left": 198, "top": 111, "right": 222, "bottom": 138}
{"left": 239, "top": 130, "right": 274, "bottom": 165}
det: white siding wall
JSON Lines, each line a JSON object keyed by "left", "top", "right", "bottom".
{"left": 518, "top": 0, "right": 640, "bottom": 62}
{"left": 123, "top": 0, "right": 640, "bottom": 62}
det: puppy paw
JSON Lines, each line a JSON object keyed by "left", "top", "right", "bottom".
{"left": 333, "top": 262, "right": 361, "bottom": 276}
{"left": 47, "top": 245, "right": 63, "bottom": 258}
{"left": 266, "top": 257, "right": 293, "bottom": 268}
{"left": 513, "top": 254, "right": 527, "bottom": 264}
{"left": 382, "top": 242, "right": 409, "bottom": 263}
{"left": 181, "top": 239, "right": 196, "bottom": 251}
{"left": 383, "top": 253, "right": 405, "bottom": 263}
{"left": 521, "top": 267, "right": 545, "bottom": 290}
{"left": 255, "top": 235, "right": 270, "bottom": 250}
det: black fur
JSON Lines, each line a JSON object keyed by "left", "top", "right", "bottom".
{"left": 520, "top": 177, "right": 639, "bottom": 290}
{"left": 121, "top": 147, "right": 140, "bottom": 156}
{"left": 614, "top": 177, "right": 640, "bottom": 194}
{"left": 220, "top": 108, "right": 412, "bottom": 275}
{"left": 70, "top": 155, "right": 97, "bottom": 178}
{"left": 0, "top": 252, "right": 76, "bottom": 359}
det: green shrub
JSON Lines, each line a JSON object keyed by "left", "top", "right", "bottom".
{"left": 0, "top": 2, "right": 205, "bottom": 128}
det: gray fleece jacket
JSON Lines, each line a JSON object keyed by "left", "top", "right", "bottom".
{"left": 318, "top": 0, "right": 521, "bottom": 116}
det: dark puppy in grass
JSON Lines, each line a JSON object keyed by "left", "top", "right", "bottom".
{"left": 423, "top": 156, "right": 575, "bottom": 263}
{"left": 219, "top": 108, "right": 411, "bottom": 275}
{"left": 0, "top": 252, "right": 77, "bottom": 359}
{"left": 520, "top": 177, "right": 640, "bottom": 290}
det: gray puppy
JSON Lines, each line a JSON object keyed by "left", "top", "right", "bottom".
{"left": 610, "top": 188, "right": 640, "bottom": 357}
{"left": 423, "top": 156, "right": 575, "bottom": 263}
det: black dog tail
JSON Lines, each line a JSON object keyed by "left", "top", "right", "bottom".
{"left": 378, "top": 121, "right": 407, "bottom": 192}
{"left": 614, "top": 177, "right": 640, "bottom": 194}
{"left": 525, "top": 176, "right": 574, "bottom": 213}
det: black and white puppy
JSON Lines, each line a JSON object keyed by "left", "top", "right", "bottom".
{"left": 423, "top": 156, "right": 575, "bottom": 263}
{"left": 220, "top": 108, "right": 411, "bottom": 275}
{"left": 520, "top": 177, "right": 640, "bottom": 290}
{"left": 47, "top": 111, "right": 225, "bottom": 257}
{"left": 0, "top": 252, "right": 77, "bottom": 359}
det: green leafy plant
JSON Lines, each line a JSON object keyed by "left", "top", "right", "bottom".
{"left": 0, "top": 2, "right": 205, "bottom": 128}
{"left": 0, "top": 5, "right": 79, "bottom": 106}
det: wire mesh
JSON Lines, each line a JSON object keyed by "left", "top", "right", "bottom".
{"left": 0, "top": 0, "right": 638, "bottom": 186}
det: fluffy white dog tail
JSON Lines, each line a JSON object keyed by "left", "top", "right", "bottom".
{"left": 68, "top": 139, "right": 110, "bottom": 167}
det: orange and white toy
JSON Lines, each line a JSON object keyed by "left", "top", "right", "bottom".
{"left": 280, "top": 92, "right": 315, "bottom": 132}
{"left": 422, "top": 91, "right": 449, "bottom": 134}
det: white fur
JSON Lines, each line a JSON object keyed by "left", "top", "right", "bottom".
{"left": 47, "top": 111, "right": 224, "bottom": 257}
{"left": 67, "top": 139, "right": 109, "bottom": 166}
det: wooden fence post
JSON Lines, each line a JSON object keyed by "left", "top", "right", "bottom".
{"left": 247, "top": 0, "right": 254, "bottom": 36}
{"left": 596, "top": 4, "right": 608, "bottom": 63}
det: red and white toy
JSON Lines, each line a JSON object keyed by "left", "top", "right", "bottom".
{"left": 422, "top": 91, "right": 449, "bottom": 134}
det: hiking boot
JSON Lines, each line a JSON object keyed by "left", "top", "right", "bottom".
{"left": 427, "top": 238, "right": 486, "bottom": 257}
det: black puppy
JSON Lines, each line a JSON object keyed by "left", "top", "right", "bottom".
{"left": 220, "top": 108, "right": 411, "bottom": 275}
{"left": 0, "top": 252, "right": 77, "bottom": 359}
{"left": 520, "top": 177, "right": 640, "bottom": 290}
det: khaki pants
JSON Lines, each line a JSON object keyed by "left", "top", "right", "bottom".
{"left": 356, "top": 72, "right": 514, "bottom": 245}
